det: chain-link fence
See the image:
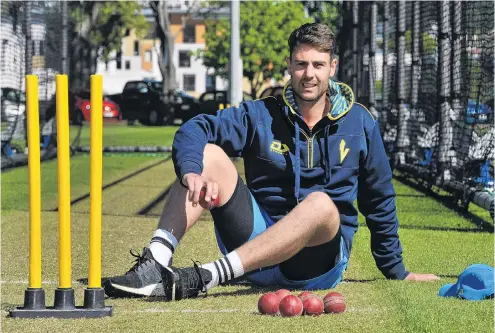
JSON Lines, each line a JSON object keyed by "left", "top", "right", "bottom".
{"left": 337, "top": 1, "right": 494, "bottom": 216}
{"left": 1, "top": 2, "right": 82, "bottom": 169}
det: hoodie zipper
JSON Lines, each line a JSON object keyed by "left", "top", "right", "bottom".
{"left": 288, "top": 115, "right": 324, "bottom": 168}
{"left": 307, "top": 129, "right": 323, "bottom": 168}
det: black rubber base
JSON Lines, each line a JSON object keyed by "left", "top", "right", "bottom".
{"left": 9, "top": 306, "right": 112, "bottom": 319}
{"left": 9, "top": 287, "right": 112, "bottom": 319}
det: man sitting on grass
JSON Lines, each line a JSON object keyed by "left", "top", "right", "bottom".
{"left": 104, "top": 23, "right": 439, "bottom": 300}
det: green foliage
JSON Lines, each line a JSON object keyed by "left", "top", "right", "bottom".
{"left": 388, "top": 30, "right": 437, "bottom": 54}
{"left": 421, "top": 32, "right": 437, "bottom": 54}
{"left": 196, "top": 1, "right": 310, "bottom": 96}
{"left": 306, "top": 0, "right": 339, "bottom": 32}
{"left": 70, "top": 1, "right": 149, "bottom": 62}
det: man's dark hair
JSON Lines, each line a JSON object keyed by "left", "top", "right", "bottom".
{"left": 288, "top": 23, "right": 336, "bottom": 59}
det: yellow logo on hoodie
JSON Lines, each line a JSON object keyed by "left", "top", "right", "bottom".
{"left": 270, "top": 141, "right": 289, "bottom": 154}
{"left": 340, "top": 139, "right": 349, "bottom": 163}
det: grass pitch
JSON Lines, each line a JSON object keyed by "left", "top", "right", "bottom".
{"left": 1, "top": 125, "right": 493, "bottom": 333}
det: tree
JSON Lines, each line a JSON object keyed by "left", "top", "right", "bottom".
{"left": 69, "top": 1, "right": 148, "bottom": 88}
{"left": 197, "top": 1, "right": 310, "bottom": 98}
{"left": 149, "top": 1, "right": 178, "bottom": 96}
{"left": 148, "top": 1, "right": 212, "bottom": 96}
{"left": 303, "top": 0, "right": 339, "bottom": 32}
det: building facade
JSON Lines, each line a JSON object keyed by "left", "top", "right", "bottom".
{"left": 96, "top": 1, "right": 228, "bottom": 96}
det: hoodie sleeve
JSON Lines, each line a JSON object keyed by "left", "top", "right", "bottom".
{"left": 172, "top": 103, "right": 257, "bottom": 181}
{"left": 357, "top": 120, "right": 409, "bottom": 280}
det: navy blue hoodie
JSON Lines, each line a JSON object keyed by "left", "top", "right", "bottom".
{"left": 173, "top": 81, "right": 408, "bottom": 280}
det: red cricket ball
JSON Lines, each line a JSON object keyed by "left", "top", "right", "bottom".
{"left": 258, "top": 292, "right": 280, "bottom": 315}
{"left": 279, "top": 295, "right": 303, "bottom": 317}
{"left": 302, "top": 296, "right": 324, "bottom": 316}
{"left": 297, "top": 291, "right": 316, "bottom": 301}
{"left": 275, "top": 289, "right": 292, "bottom": 300}
{"left": 323, "top": 291, "right": 346, "bottom": 314}
{"left": 199, "top": 188, "right": 220, "bottom": 209}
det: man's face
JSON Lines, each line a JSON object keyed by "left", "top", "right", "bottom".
{"left": 286, "top": 44, "right": 337, "bottom": 103}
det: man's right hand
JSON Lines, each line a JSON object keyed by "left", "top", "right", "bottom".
{"left": 182, "top": 173, "right": 219, "bottom": 207}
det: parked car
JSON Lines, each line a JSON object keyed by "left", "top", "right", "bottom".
{"left": 117, "top": 80, "right": 174, "bottom": 126}
{"left": 259, "top": 86, "right": 284, "bottom": 105}
{"left": 183, "top": 90, "right": 253, "bottom": 118}
{"left": 172, "top": 90, "right": 199, "bottom": 123}
{"left": 73, "top": 91, "right": 122, "bottom": 124}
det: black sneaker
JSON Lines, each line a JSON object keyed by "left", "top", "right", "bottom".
{"left": 162, "top": 261, "right": 212, "bottom": 301}
{"left": 104, "top": 248, "right": 166, "bottom": 298}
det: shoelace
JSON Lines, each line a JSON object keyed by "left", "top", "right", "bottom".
{"left": 181, "top": 260, "right": 208, "bottom": 298}
{"left": 126, "top": 248, "right": 150, "bottom": 274}
{"left": 193, "top": 261, "right": 208, "bottom": 296}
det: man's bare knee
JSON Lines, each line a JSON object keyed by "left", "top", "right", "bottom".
{"left": 202, "top": 144, "right": 239, "bottom": 205}
{"left": 304, "top": 191, "right": 340, "bottom": 227}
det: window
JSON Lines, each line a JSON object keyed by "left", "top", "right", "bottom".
{"left": 116, "top": 51, "right": 122, "bottom": 69}
{"left": 179, "top": 51, "right": 190, "bottom": 67}
{"left": 1, "top": 40, "right": 7, "bottom": 70}
{"left": 39, "top": 40, "right": 44, "bottom": 56}
{"left": 134, "top": 41, "right": 139, "bottom": 56}
{"left": 145, "top": 50, "right": 152, "bottom": 62}
{"left": 183, "top": 25, "right": 196, "bottom": 43}
{"left": 136, "top": 82, "right": 148, "bottom": 93}
{"left": 125, "top": 60, "right": 131, "bottom": 70}
{"left": 183, "top": 74, "right": 195, "bottom": 91}
{"left": 215, "top": 92, "right": 227, "bottom": 103}
{"left": 205, "top": 75, "right": 215, "bottom": 91}
{"left": 201, "top": 92, "right": 214, "bottom": 102}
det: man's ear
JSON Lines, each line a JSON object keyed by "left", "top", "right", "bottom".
{"left": 286, "top": 56, "right": 291, "bottom": 74}
{"left": 330, "top": 57, "right": 338, "bottom": 77}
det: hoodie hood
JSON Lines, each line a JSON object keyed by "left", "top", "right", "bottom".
{"left": 282, "top": 79, "right": 355, "bottom": 121}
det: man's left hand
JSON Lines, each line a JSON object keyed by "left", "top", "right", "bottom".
{"left": 404, "top": 272, "right": 440, "bottom": 281}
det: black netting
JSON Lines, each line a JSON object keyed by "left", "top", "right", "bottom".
{"left": 337, "top": 1, "right": 493, "bottom": 214}
{"left": 1, "top": 2, "right": 82, "bottom": 167}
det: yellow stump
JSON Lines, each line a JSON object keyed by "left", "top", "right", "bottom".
{"left": 89, "top": 75, "right": 103, "bottom": 289}
{"left": 55, "top": 75, "right": 72, "bottom": 289}
{"left": 26, "top": 75, "right": 42, "bottom": 289}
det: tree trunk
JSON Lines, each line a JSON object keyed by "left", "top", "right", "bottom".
{"left": 69, "top": 2, "right": 100, "bottom": 90}
{"left": 90, "top": 45, "right": 97, "bottom": 75}
{"left": 153, "top": 0, "right": 178, "bottom": 96}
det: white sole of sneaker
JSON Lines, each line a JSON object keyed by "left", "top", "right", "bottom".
{"left": 110, "top": 282, "right": 159, "bottom": 296}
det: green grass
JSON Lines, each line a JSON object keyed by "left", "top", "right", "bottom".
{"left": 1, "top": 150, "right": 493, "bottom": 332}
{"left": 71, "top": 123, "right": 178, "bottom": 147}
{"left": 1, "top": 155, "right": 168, "bottom": 212}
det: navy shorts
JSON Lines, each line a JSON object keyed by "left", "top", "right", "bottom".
{"left": 211, "top": 176, "right": 348, "bottom": 290}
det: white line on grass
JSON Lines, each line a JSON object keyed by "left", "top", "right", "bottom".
{"left": 1, "top": 280, "right": 80, "bottom": 285}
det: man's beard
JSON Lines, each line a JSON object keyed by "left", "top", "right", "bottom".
{"left": 293, "top": 85, "right": 327, "bottom": 103}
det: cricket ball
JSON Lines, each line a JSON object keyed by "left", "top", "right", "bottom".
{"left": 297, "top": 291, "right": 316, "bottom": 301}
{"left": 302, "top": 295, "right": 324, "bottom": 316}
{"left": 323, "top": 291, "right": 346, "bottom": 314}
{"left": 199, "top": 188, "right": 220, "bottom": 209}
{"left": 258, "top": 292, "right": 280, "bottom": 315}
{"left": 279, "top": 295, "right": 303, "bottom": 317}
{"left": 275, "top": 289, "right": 292, "bottom": 300}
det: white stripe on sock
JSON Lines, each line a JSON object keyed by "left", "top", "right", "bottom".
{"left": 225, "top": 251, "right": 245, "bottom": 279}
{"left": 200, "top": 262, "right": 219, "bottom": 290}
{"left": 152, "top": 229, "right": 178, "bottom": 249}
{"left": 220, "top": 257, "right": 231, "bottom": 280}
